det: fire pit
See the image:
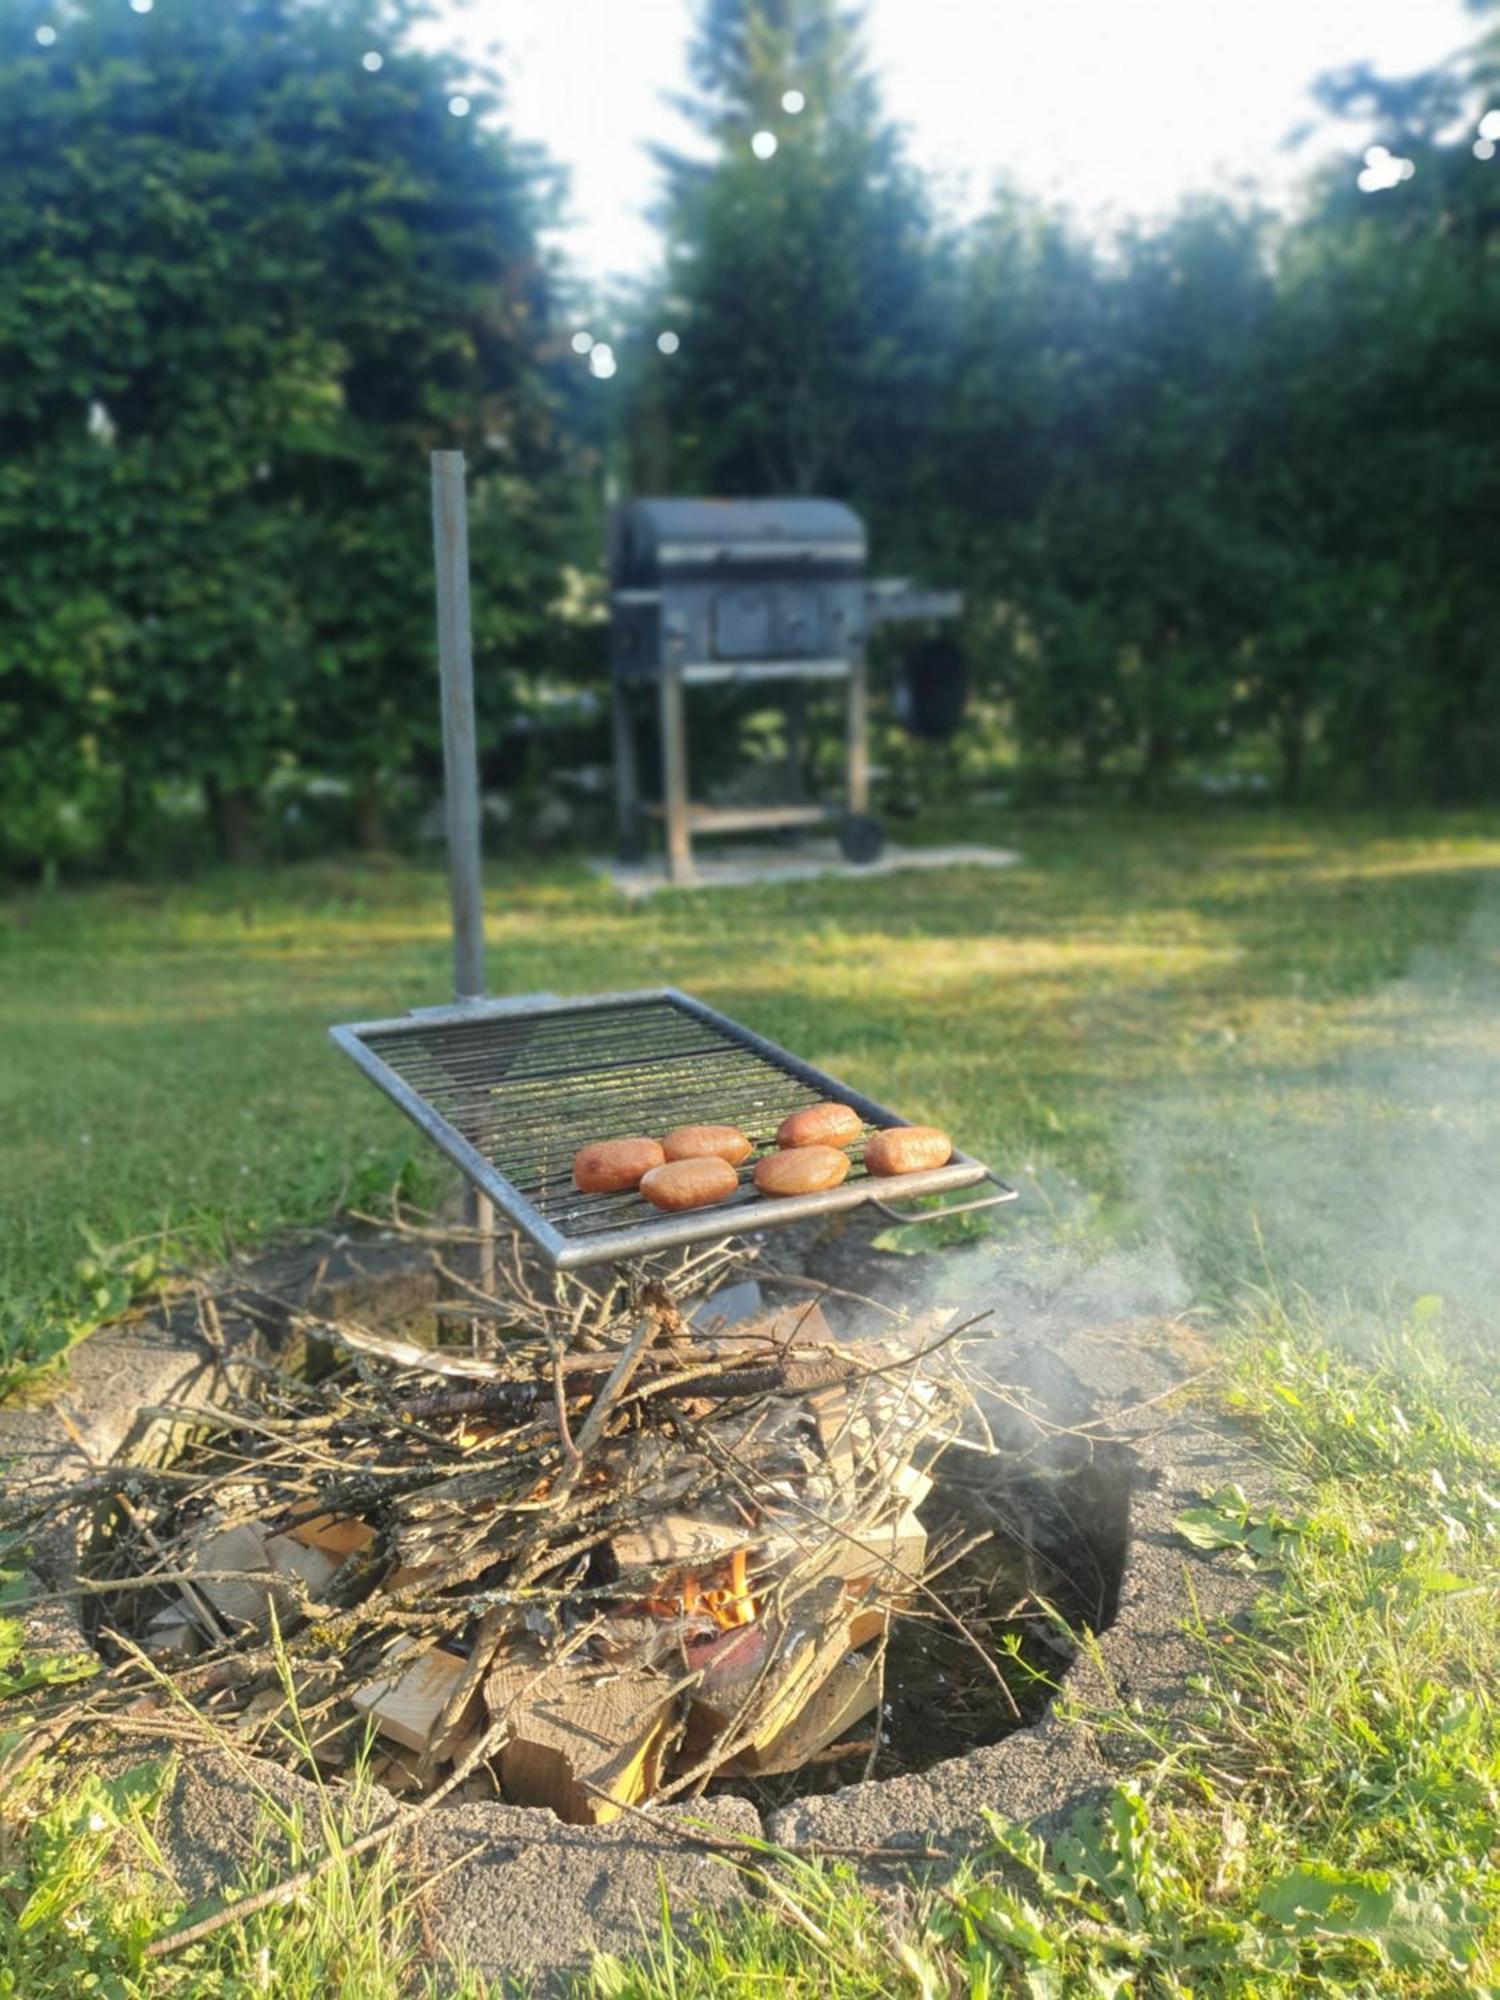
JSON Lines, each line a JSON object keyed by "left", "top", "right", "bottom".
{"left": 79, "top": 1240, "right": 1129, "bottom": 1827}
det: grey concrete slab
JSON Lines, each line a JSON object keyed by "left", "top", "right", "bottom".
{"left": 141, "top": 1745, "right": 761, "bottom": 1991}
{"left": 593, "top": 839, "right": 1021, "bottom": 900}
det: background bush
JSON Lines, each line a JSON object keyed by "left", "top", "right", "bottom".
{"left": 0, "top": 0, "right": 583, "bottom": 875}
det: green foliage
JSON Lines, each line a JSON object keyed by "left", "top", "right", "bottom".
{"left": 1, "top": 1230, "right": 170, "bottom": 1403}
{"left": 935, "top": 1785, "right": 1488, "bottom": 1992}
{"left": 0, "top": 0, "right": 575, "bottom": 873}
{"left": 0, "top": 1754, "right": 496, "bottom": 1998}
{"left": 634, "top": 0, "right": 953, "bottom": 529}
{"left": 1173, "top": 1483, "right": 1307, "bottom": 1564}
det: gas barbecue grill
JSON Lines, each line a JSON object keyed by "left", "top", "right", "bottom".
{"left": 607, "top": 498, "right": 963, "bottom": 884}
{"left": 331, "top": 456, "right": 1013, "bottom": 1274}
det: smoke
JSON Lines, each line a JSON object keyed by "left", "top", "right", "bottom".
{"left": 1124, "top": 875, "right": 1500, "bottom": 1338}
{"left": 882, "top": 871, "right": 1500, "bottom": 1357}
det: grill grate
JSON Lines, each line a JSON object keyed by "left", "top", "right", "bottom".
{"left": 331, "top": 989, "right": 994, "bottom": 1269}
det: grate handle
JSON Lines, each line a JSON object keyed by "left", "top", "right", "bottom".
{"left": 866, "top": 1168, "right": 1018, "bottom": 1229}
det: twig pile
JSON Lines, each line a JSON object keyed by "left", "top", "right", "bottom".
{"left": 83, "top": 1251, "right": 992, "bottom": 1821}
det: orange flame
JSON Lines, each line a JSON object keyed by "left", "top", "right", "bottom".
{"left": 645, "top": 1547, "right": 754, "bottom": 1629}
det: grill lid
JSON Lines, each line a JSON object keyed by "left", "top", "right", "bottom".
{"left": 330, "top": 989, "right": 1003, "bottom": 1270}
{"left": 610, "top": 499, "right": 867, "bottom": 590}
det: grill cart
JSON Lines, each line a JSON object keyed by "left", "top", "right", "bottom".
{"left": 607, "top": 498, "right": 962, "bottom": 884}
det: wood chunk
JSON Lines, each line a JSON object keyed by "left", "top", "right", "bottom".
{"left": 487, "top": 1664, "right": 675, "bottom": 1826}
{"left": 758, "top": 1507, "right": 927, "bottom": 1598}
{"left": 264, "top": 1533, "right": 343, "bottom": 1600}
{"left": 774, "top": 1300, "right": 837, "bottom": 1346}
{"left": 191, "top": 1522, "right": 343, "bottom": 1635}
{"left": 687, "top": 1583, "right": 852, "bottom": 1759}
{"left": 891, "top": 1458, "right": 935, "bottom": 1511}
{"left": 350, "top": 1644, "right": 479, "bottom": 1758}
{"left": 611, "top": 1514, "right": 752, "bottom": 1571}
{"left": 732, "top": 1649, "right": 881, "bottom": 1775}
{"left": 845, "top": 1604, "right": 890, "bottom": 1648}
{"left": 818, "top": 1508, "right": 927, "bottom": 1591}
{"left": 808, "top": 1388, "right": 857, "bottom": 1476}
{"left": 144, "top": 1606, "right": 201, "bottom": 1662}
{"left": 704, "top": 1299, "right": 837, "bottom": 1349}
{"left": 192, "top": 1523, "right": 275, "bottom": 1630}
{"left": 285, "top": 1511, "right": 378, "bottom": 1559}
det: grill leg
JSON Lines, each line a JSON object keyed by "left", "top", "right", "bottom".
{"left": 610, "top": 676, "right": 644, "bottom": 864}
{"left": 659, "top": 657, "right": 694, "bottom": 884}
{"left": 846, "top": 649, "right": 870, "bottom": 817}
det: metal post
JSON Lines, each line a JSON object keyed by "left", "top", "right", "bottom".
{"left": 846, "top": 648, "right": 871, "bottom": 816}
{"left": 430, "top": 451, "right": 495, "bottom": 1306}
{"left": 431, "top": 451, "right": 486, "bottom": 1005}
{"left": 659, "top": 655, "right": 694, "bottom": 884}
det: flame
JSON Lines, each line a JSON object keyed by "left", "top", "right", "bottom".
{"left": 645, "top": 1547, "right": 754, "bottom": 1630}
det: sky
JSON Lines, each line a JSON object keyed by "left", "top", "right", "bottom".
{"left": 429, "top": 0, "right": 1478, "bottom": 284}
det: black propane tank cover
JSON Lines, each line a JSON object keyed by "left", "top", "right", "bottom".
{"left": 894, "top": 635, "right": 970, "bottom": 742}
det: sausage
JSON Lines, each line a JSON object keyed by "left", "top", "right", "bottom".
{"left": 775, "top": 1102, "right": 862, "bottom": 1151}
{"left": 639, "top": 1156, "right": 741, "bottom": 1211}
{"left": 863, "top": 1126, "right": 953, "bottom": 1176}
{"left": 753, "top": 1145, "right": 851, "bottom": 1197}
{"left": 572, "top": 1137, "right": 666, "bottom": 1193}
{"left": 661, "top": 1123, "right": 753, "bottom": 1167}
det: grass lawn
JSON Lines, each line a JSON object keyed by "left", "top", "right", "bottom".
{"left": 2, "top": 805, "right": 1498, "bottom": 1993}
{"left": 6, "top": 804, "right": 1500, "bottom": 1377}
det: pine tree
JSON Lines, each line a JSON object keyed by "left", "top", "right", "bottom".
{"left": 634, "top": 0, "right": 952, "bottom": 548}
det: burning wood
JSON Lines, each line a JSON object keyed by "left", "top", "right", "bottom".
{"left": 93, "top": 1265, "right": 985, "bottom": 1822}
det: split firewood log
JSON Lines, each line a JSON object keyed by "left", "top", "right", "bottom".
{"left": 485, "top": 1663, "right": 676, "bottom": 1825}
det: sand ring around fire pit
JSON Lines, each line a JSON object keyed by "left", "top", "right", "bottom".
{"left": 2, "top": 1227, "right": 1280, "bottom": 1986}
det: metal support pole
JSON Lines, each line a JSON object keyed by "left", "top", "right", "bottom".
{"left": 659, "top": 655, "right": 694, "bottom": 884}
{"left": 846, "top": 648, "right": 871, "bottom": 817}
{"left": 431, "top": 451, "right": 486, "bottom": 1005}
{"left": 430, "top": 451, "right": 495, "bottom": 1305}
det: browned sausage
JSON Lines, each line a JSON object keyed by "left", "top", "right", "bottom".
{"left": 639, "top": 1156, "right": 741, "bottom": 1211}
{"left": 754, "top": 1145, "right": 851, "bottom": 1196}
{"left": 661, "top": 1123, "right": 753, "bottom": 1167}
{"left": 775, "top": 1102, "right": 862, "bottom": 1151}
{"left": 573, "top": 1137, "right": 666, "bottom": 1193}
{"left": 863, "top": 1126, "right": 953, "bottom": 1176}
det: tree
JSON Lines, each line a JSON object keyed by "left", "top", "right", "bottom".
{"left": 1258, "top": 22, "right": 1500, "bottom": 799}
{"left": 633, "top": 0, "right": 953, "bottom": 555}
{"left": 0, "top": 0, "right": 572, "bottom": 870}
{"left": 937, "top": 195, "right": 1279, "bottom": 793}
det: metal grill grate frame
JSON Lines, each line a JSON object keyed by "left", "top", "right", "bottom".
{"left": 330, "top": 989, "right": 999, "bottom": 1269}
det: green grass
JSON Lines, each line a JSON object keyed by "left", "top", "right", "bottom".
{"left": 6, "top": 805, "right": 1500, "bottom": 1389}
{"left": 0, "top": 1754, "right": 498, "bottom": 1999}
{"left": 3, "top": 805, "right": 1499, "bottom": 1991}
